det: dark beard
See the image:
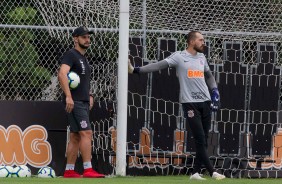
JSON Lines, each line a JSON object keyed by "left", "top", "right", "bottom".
{"left": 194, "top": 46, "right": 204, "bottom": 53}
{"left": 78, "top": 43, "right": 89, "bottom": 49}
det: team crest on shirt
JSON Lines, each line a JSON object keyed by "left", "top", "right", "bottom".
{"left": 199, "top": 59, "right": 204, "bottom": 65}
{"left": 187, "top": 110, "right": 194, "bottom": 118}
{"left": 80, "top": 120, "right": 88, "bottom": 128}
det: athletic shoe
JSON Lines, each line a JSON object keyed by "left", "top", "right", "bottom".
{"left": 63, "top": 170, "right": 81, "bottom": 178}
{"left": 212, "top": 172, "right": 226, "bottom": 180}
{"left": 83, "top": 168, "right": 105, "bottom": 178}
{"left": 190, "top": 172, "right": 206, "bottom": 180}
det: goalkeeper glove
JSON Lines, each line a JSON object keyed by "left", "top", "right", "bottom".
{"left": 210, "top": 88, "right": 220, "bottom": 111}
{"left": 128, "top": 60, "right": 140, "bottom": 74}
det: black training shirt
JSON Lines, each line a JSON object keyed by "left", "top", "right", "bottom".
{"left": 60, "top": 48, "right": 91, "bottom": 102}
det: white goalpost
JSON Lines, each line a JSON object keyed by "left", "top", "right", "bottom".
{"left": 116, "top": 0, "right": 129, "bottom": 176}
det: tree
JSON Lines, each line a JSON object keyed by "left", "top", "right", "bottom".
{"left": 0, "top": 7, "right": 51, "bottom": 99}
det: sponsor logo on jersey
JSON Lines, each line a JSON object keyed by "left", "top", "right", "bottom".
{"left": 187, "top": 70, "right": 204, "bottom": 78}
{"left": 79, "top": 59, "right": 86, "bottom": 74}
{"left": 191, "top": 92, "right": 205, "bottom": 100}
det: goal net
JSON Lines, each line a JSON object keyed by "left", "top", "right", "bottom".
{"left": 1, "top": 0, "right": 282, "bottom": 178}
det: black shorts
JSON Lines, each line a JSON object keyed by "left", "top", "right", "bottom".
{"left": 182, "top": 101, "right": 211, "bottom": 119}
{"left": 66, "top": 101, "right": 92, "bottom": 132}
{"left": 182, "top": 101, "right": 212, "bottom": 134}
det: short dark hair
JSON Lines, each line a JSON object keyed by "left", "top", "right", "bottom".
{"left": 186, "top": 31, "right": 201, "bottom": 44}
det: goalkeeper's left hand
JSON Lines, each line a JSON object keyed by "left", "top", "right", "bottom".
{"left": 128, "top": 59, "right": 134, "bottom": 74}
{"left": 211, "top": 88, "right": 220, "bottom": 111}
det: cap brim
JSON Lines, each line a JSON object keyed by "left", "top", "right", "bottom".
{"left": 72, "top": 31, "right": 94, "bottom": 37}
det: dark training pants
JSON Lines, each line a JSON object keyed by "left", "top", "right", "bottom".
{"left": 182, "top": 101, "right": 214, "bottom": 176}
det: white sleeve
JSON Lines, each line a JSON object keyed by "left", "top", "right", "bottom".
{"left": 164, "top": 52, "right": 180, "bottom": 67}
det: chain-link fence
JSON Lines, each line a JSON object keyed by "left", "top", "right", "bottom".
{"left": 1, "top": 0, "right": 281, "bottom": 101}
{"left": 0, "top": 0, "right": 119, "bottom": 101}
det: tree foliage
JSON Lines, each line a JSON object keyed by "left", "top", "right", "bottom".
{"left": 0, "top": 6, "right": 52, "bottom": 98}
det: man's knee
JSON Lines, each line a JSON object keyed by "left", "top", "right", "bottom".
{"left": 79, "top": 130, "right": 93, "bottom": 139}
{"left": 70, "top": 133, "right": 81, "bottom": 144}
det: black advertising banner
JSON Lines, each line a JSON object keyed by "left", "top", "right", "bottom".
{"left": 0, "top": 101, "right": 68, "bottom": 176}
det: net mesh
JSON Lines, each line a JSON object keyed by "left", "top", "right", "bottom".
{"left": 1, "top": 0, "right": 282, "bottom": 178}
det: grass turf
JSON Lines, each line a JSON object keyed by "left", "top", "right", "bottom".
{"left": 0, "top": 175, "right": 282, "bottom": 184}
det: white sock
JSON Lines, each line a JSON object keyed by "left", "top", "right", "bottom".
{"left": 65, "top": 164, "right": 75, "bottom": 170}
{"left": 83, "top": 162, "right": 92, "bottom": 169}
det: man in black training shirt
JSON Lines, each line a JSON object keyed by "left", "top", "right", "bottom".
{"left": 58, "top": 26, "right": 105, "bottom": 178}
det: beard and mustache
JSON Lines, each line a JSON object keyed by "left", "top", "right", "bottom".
{"left": 78, "top": 42, "right": 90, "bottom": 49}
{"left": 194, "top": 45, "right": 205, "bottom": 53}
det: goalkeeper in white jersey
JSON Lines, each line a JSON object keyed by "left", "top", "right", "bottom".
{"left": 128, "top": 31, "right": 225, "bottom": 180}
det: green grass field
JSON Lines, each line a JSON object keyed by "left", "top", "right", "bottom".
{"left": 0, "top": 176, "right": 282, "bottom": 184}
